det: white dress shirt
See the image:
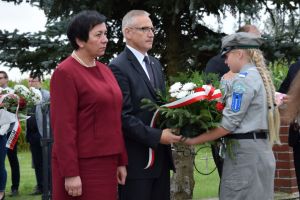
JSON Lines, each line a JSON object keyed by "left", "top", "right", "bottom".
{"left": 126, "top": 45, "right": 150, "bottom": 79}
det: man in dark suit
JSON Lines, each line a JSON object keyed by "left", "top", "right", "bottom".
{"left": 279, "top": 59, "right": 300, "bottom": 193}
{"left": 205, "top": 54, "right": 229, "bottom": 78}
{"left": 109, "top": 10, "right": 181, "bottom": 200}
{"left": 26, "top": 73, "right": 50, "bottom": 195}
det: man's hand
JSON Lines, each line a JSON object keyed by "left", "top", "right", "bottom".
{"left": 117, "top": 166, "right": 127, "bottom": 185}
{"left": 160, "top": 128, "right": 181, "bottom": 144}
{"left": 65, "top": 176, "right": 82, "bottom": 197}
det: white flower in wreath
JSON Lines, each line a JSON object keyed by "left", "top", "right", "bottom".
{"left": 1, "top": 88, "right": 14, "bottom": 94}
{"left": 14, "top": 85, "right": 31, "bottom": 96}
{"left": 176, "top": 90, "right": 190, "bottom": 99}
{"left": 170, "top": 92, "right": 179, "bottom": 98}
{"left": 181, "top": 82, "right": 196, "bottom": 91}
{"left": 30, "top": 87, "right": 42, "bottom": 105}
{"left": 169, "top": 82, "right": 182, "bottom": 93}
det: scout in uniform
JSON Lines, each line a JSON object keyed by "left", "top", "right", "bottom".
{"left": 185, "top": 32, "right": 280, "bottom": 200}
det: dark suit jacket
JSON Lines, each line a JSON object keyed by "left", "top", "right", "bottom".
{"left": 109, "top": 47, "right": 174, "bottom": 179}
{"left": 204, "top": 54, "right": 229, "bottom": 78}
{"left": 279, "top": 60, "right": 300, "bottom": 147}
{"left": 26, "top": 89, "right": 50, "bottom": 144}
{"left": 279, "top": 60, "right": 300, "bottom": 93}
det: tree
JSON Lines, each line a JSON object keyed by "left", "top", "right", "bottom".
{"left": 2, "top": 0, "right": 300, "bottom": 75}
{"left": 1, "top": 0, "right": 300, "bottom": 199}
{"left": 263, "top": 3, "right": 300, "bottom": 66}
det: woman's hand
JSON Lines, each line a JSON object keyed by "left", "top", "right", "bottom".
{"left": 181, "top": 127, "right": 230, "bottom": 145}
{"left": 275, "top": 92, "right": 287, "bottom": 106}
{"left": 182, "top": 137, "right": 203, "bottom": 145}
{"left": 117, "top": 166, "right": 127, "bottom": 185}
{"left": 282, "top": 94, "right": 289, "bottom": 104}
{"left": 65, "top": 176, "right": 82, "bottom": 197}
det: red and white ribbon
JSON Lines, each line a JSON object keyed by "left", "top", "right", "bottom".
{"left": 144, "top": 85, "right": 222, "bottom": 169}
{"left": 0, "top": 94, "right": 23, "bottom": 150}
{"left": 6, "top": 121, "right": 22, "bottom": 149}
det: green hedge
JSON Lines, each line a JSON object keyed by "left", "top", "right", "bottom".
{"left": 17, "top": 121, "right": 30, "bottom": 151}
{"left": 269, "top": 62, "right": 289, "bottom": 90}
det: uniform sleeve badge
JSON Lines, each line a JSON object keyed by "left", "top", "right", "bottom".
{"left": 238, "top": 71, "right": 248, "bottom": 78}
{"left": 231, "top": 82, "right": 246, "bottom": 112}
{"left": 231, "top": 92, "right": 243, "bottom": 112}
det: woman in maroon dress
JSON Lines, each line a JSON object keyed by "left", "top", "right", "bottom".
{"left": 50, "top": 10, "right": 127, "bottom": 200}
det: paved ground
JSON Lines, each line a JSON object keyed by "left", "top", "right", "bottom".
{"left": 197, "top": 198, "right": 299, "bottom": 200}
{"left": 194, "top": 193, "right": 300, "bottom": 200}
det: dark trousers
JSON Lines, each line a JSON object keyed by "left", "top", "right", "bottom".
{"left": 118, "top": 166, "right": 170, "bottom": 200}
{"left": 211, "top": 144, "right": 223, "bottom": 178}
{"left": 0, "top": 136, "right": 7, "bottom": 192}
{"left": 293, "top": 143, "right": 300, "bottom": 193}
{"left": 30, "top": 140, "right": 43, "bottom": 190}
{"left": 7, "top": 143, "right": 20, "bottom": 191}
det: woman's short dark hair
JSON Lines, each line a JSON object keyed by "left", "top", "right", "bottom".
{"left": 67, "top": 10, "right": 107, "bottom": 50}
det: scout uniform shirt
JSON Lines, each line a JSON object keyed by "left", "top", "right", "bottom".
{"left": 218, "top": 63, "right": 275, "bottom": 200}
{"left": 221, "top": 63, "right": 268, "bottom": 134}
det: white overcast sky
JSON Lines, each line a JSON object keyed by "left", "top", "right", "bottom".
{"left": 0, "top": 1, "right": 240, "bottom": 81}
{"left": 0, "top": 1, "right": 46, "bottom": 81}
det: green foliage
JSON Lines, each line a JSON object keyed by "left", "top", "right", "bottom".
{"left": 5, "top": 150, "right": 218, "bottom": 199}
{"left": 268, "top": 61, "right": 289, "bottom": 90}
{"left": 42, "top": 78, "right": 50, "bottom": 90}
{"left": 193, "top": 145, "right": 219, "bottom": 198}
{"left": 8, "top": 78, "right": 50, "bottom": 90}
{"left": 262, "top": 3, "right": 300, "bottom": 63}
{"left": 17, "top": 121, "right": 30, "bottom": 152}
{"left": 142, "top": 71, "right": 223, "bottom": 138}
{"left": 154, "top": 100, "right": 222, "bottom": 138}
{"left": 1, "top": 0, "right": 300, "bottom": 77}
{"left": 5, "top": 151, "right": 40, "bottom": 200}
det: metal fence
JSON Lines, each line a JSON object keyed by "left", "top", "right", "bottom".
{"left": 41, "top": 104, "right": 52, "bottom": 200}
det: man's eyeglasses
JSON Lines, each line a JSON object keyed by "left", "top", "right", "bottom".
{"left": 129, "top": 26, "right": 156, "bottom": 33}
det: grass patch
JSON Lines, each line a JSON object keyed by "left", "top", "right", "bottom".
{"left": 4, "top": 148, "right": 220, "bottom": 200}
{"left": 5, "top": 151, "right": 40, "bottom": 200}
{"left": 193, "top": 145, "right": 220, "bottom": 199}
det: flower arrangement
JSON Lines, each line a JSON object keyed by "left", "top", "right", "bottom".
{"left": 0, "top": 85, "right": 42, "bottom": 113}
{"left": 0, "top": 84, "right": 42, "bottom": 149}
{"left": 142, "top": 72, "right": 224, "bottom": 138}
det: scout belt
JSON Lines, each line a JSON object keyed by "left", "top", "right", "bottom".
{"left": 226, "top": 131, "right": 268, "bottom": 139}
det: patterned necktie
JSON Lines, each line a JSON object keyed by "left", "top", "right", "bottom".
{"left": 143, "top": 56, "right": 155, "bottom": 87}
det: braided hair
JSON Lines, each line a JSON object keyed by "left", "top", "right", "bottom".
{"left": 245, "top": 49, "right": 281, "bottom": 144}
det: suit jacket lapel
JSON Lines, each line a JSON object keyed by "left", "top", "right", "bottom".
{"left": 125, "top": 48, "right": 157, "bottom": 98}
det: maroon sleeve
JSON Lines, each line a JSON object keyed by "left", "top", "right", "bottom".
{"left": 50, "top": 67, "right": 79, "bottom": 177}
{"left": 118, "top": 141, "right": 128, "bottom": 166}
